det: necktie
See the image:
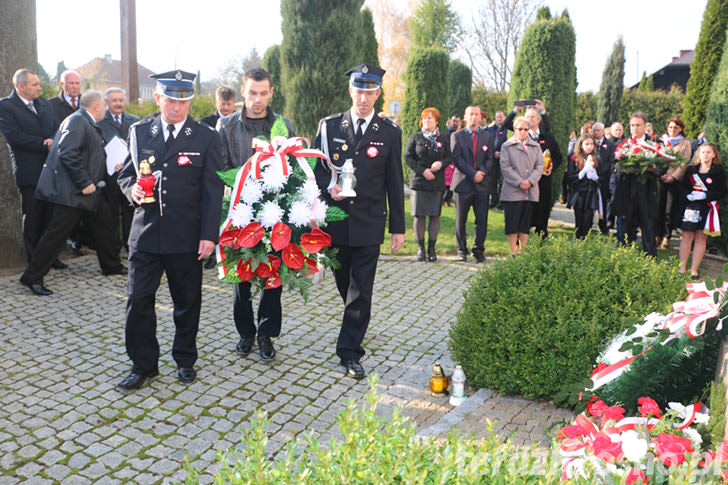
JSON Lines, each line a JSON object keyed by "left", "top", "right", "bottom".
{"left": 116, "top": 115, "right": 122, "bottom": 126}
{"left": 472, "top": 130, "right": 478, "bottom": 168}
{"left": 71, "top": 97, "right": 76, "bottom": 110}
{"left": 355, "top": 118, "right": 365, "bottom": 145}
{"left": 27, "top": 102, "right": 38, "bottom": 115}
{"left": 166, "top": 124, "right": 176, "bottom": 149}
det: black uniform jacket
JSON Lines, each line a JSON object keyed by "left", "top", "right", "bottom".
{"left": 118, "top": 115, "right": 224, "bottom": 254}
{"left": 35, "top": 109, "right": 106, "bottom": 212}
{"left": 0, "top": 91, "right": 59, "bottom": 187}
{"left": 314, "top": 111, "right": 405, "bottom": 247}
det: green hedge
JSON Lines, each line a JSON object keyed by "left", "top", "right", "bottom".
{"left": 449, "top": 236, "right": 686, "bottom": 401}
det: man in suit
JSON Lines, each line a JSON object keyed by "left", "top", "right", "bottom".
{"left": 487, "top": 110, "right": 508, "bottom": 209}
{"left": 450, "top": 105, "right": 494, "bottom": 263}
{"left": 116, "top": 70, "right": 224, "bottom": 391}
{"left": 97, "top": 87, "right": 140, "bottom": 254}
{"left": 49, "top": 70, "right": 81, "bottom": 125}
{"left": 218, "top": 68, "right": 295, "bottom": 362}
{"left": 19, "top": 90, "right": 125, "bottom": 296}
{"left": 0, "top": 68, "right": 60, "bottom": 264}
{"left": 592, "top": 122, "right": 614, "bottom": 233}
{"left": 314, "top": 63, "right": 405, "bottom": 379}
{"left": 199, "top": 85, "right": 236, "bottom": 128}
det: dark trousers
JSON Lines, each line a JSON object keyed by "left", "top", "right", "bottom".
{"left": 574, "top": 208, "right": 593, "bottom": 239}
{"left": 19, "top": 186, "right": 53, "bottom": 262}
{"left": 233, "top": 283, "right": 283, "bottom": 338}
{"left": 454, "top": 190, "right": 490, "bottom": 254}
{"left": 105, "top": 185, "right": 133, "bottom": 253}
{"left": 333, "top": 244, "right": 380, "bottom": 361}
{"left": 624, "top": 201, "right": 656, "bottom": 257}
{"left": 125, "top": 250, "right": 202, "bottom": 374}
{"left": 22, "top": 200, "right": 121, "bottom": 284}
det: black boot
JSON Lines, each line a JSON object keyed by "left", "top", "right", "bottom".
{"left": 417, "top": 239, "right": 426, "bottom": 261}
{"left": 427, "top": 240, "right": 437, "bottom": 262}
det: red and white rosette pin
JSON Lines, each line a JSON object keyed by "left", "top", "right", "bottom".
{"left": 366, "top": 146, "right": 378, "bottom": 158}
{"left": 177, "top": 155, "right": 191, "bottom": 166}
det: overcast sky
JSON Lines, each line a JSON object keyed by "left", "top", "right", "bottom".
{"left": 36, "top": 0, "right": 707, "bottom": 93}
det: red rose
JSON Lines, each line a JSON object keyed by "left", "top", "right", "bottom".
{"left": 637, "top": 397, "right": 662, "bottom": 418}
{"left": 591, "top": 434, "right": 623, "bottom": 463}
{"left": 282, "top": 243, "right": 305, "bottom": 270}
{"left": 625, "top": 468, "right": 647, "bottom": 484}
{"left": 603, "top": 405, "right": 625, "bottom": 421}
{"left": 587, "top": 400, "right": 608, "bottom": 417}
{"left": 270, "top": 222, "right": 292, "bottom": 251}
{"left": 653, "top": 433, "right": 694, "bottom": 467}
{"left": 632, "top": 147, "right": 642, "bottom": 154}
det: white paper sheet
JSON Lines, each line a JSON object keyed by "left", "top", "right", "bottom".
{"left": 104, "top": 136, "right": 129, "bottom": 176}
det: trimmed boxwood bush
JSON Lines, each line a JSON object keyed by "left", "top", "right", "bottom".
{"left": 449, "top": 235, "right": 686, "bottom": 401}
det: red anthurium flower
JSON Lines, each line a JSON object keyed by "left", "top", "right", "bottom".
{"left": 236, "top": 259, "right": 255, "bottom": 282}
{"left": 653, "top": 433, "right": 694, "bottom": 467}
{"left": 256, "top": 255, "right": 281, "bottom": 278}
{"left": 219, "top": 228, "right": 242, "bottom": 248}
{"left": 282, "top": 243, "right": 305, "bottom": 270}
{"left": 303, "top": 257, "right": 319, "bottom": 276}
{"left": 265, "top": 273, "right": 282, "bottom": 289}
{"left": 300, "top": 228, "right": 332, "bottom": 253}
{"left": 236, "top": 222, "right": 265, "bottom": 249}
{"left": 625, "top": 468, "right": 647, "bottom": 484}
{"left": 270, "top": 222, "right": 292, "bottom": 251}
{"left": 637, "top": 397, "right": 662, "bottom": 418}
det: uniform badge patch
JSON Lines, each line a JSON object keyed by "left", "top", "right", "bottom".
{"left": 184, "top": 127, "right": 192, "bottom": 136}
{"left": 341, "top": 144, "right": 348, "bottom": 151}
{"left": 177, "top": 155, "right": 191, "bottom": 166}
{"left": 333, "top": 153, "right": 340, "bottom": 160}
{"left": 367, "top": 147, "right": 378, "bottom": 158}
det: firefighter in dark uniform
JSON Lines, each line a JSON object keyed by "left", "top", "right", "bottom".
{"left": 314, "top": 64, "right": 405, "bottom": 379}
{"left": 116, "top": 70, "right": 224, "bottom": 391}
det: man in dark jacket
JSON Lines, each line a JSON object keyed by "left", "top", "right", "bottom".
{"left": 19, "top": 90, "right": 125, "bottom": 295}
{"left": 97, "top": 87, "right": 140, "bottom": 254}
{"left": 0, "top": 68, "right": 59, "bottom": 263}
{"left": 451, "top": 104, "right": 494, "bottom": 262}
{"left": 314, "top": 63, "right": 405, "bottom": 379}
{"left": 116, "top": 70, "right": 224, "bottom": 391}
{"left": 218, "top": 68, "right": 295, "bottom": 362}
{"left": 49, "top": 70, "right": 81, "bottom": 124}
{"left": 199, "top": 85, "right": 236, "bottom": 128}
{"left": 486, "top": 110, "right": 508, "bottom": 208}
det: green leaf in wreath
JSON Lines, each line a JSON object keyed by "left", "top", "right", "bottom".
{"left": 270, "top": 116, "right": 289, "bottom": 139}
{"left": 618, "top": 341, "right": 633, "bottom": 352}
{"left": 220, "top": 267, "right": 242, "bottom": 284}
{"left": 217, "top": 167, "right": 241, "bottom": 188}
{"left": 326, "top": 206, "right": 349, "bottom": 222}
{"left": 706, "top": 278, "right": 715, "bottom": 291}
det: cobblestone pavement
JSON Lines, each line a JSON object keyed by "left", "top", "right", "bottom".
{"left": 2, "top": 254, "right": 498, "bottom": 484}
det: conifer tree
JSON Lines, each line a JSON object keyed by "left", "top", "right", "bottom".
{"left": 359, "top": 7, "right": 383, "bottom": 113}
{"left": 597, "top": 37, "right": 625, "bottom": 125}
{"left": 409, "top": 0, "right": 461, "bottom": 51}
{"left": 508, "top": 7, "right": 576, "bottom": 203}
{"left": 280, "top": 0, "right": 365, "bottom": 137}
{"left": 448, "top": 60, "right": 472, "bottom": 119}
{"left": 682, "top": 0, "right": 728, "bottom": 138}
{"left": 262, "top": 45, "right": 285, "bottom": 115}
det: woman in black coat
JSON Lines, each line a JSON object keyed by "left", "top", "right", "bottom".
{"left": 404, "top": 107, "right": 451, "bottom": 261}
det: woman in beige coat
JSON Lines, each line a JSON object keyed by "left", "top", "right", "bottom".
{"left": 499, "top": 116, "right": 544, "bottom": 255}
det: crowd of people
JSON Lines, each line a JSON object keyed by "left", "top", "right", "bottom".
{"left": 1, "top": 63, "right": 725, "bottom": 389}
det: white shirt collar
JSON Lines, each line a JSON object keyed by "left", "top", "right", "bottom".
{"left": 350, "top": 108, "right": 375, "bottom": 134}
{"left": 530, "top": 129, "right": 540, "bottom": 139}
{"left": 160, "top": 118, "right": 186, "bottom": 141}
{"left": 17, "top": 93, "right": 35, "bottom": 106}
{"left": 63, "top": 92, "right": 77, "bottom": 106}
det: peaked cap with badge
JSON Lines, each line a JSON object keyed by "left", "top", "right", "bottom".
{"left": 149, "top": 69, "right": 196, "bottom": 100}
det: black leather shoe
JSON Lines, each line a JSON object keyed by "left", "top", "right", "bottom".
{"left": 19, "top": 277, "right": 53, "bottom": 296}
{"left": 236, "top": 337, "right": 254, "bottom": 355}
{"left": 340, "top": 359, "right": 366, "bottom": 380}
{"left": 472, "top": 251, "right": 485, "bottom": 263}
{"left": 203, "top": 255, "right": 217, "bottom": 270}
{"left": 258, "top": 336, "right": 276, "bottom": 362}
{"left": 177, "top": 367, "right": 196, "bottom": 384}
{"left": 102, "top": 266, "right": 128, "bottom": 276}
{"left": 116, "top": 369, "right": 159, "bottom": 391}
{"left": 51, "top": 259, "right": 68, "bottom": 270}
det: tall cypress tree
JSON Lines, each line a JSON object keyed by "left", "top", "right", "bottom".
{"left": 705, "top": 26, "right": 728, "bottom": 252}
{"left": 597, "top": 37, "right": 625, "bottom": 125}
{"left": 280, "top": 0, "right": 364, "bottom": 138}
{"left": 409, "top": 0, "right": 461, "bottom": 51}
{"left": 508, "top": 7, "right": 576, "bottom": 203}
{"left": 448, "top": 59, "right": 472, "bottom": 118}
{"left": 401, "top": 47, "right": 449, "bottom": 182}
{"left": 262, "top": 45, "right": 285, "bottom": 115}
{"left": 358, "top": 7, "right": 383, "bottom": 113}
{"left": 682, "top": 0, "right": 728, "bottom": 138}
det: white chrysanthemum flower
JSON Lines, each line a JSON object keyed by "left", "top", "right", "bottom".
{"left": 300, "top": 178, "right": 321, "bottom": 202}
{"left": 258, "top": 200, "right": 283, "bottom": 229}
{"left": 261, "top": 160, "right": 290, "bottom": 193}
{"left": 288, "top": 200, "right": 311, "bottom": 227}
{"left": 682, "top": 427, "right": 703, "bottom": 448}
{"left": 310, "top": 197, "right": 327, "bottom": 224}
{"left": 620, "top": 430, "right": 648, "bottom": 462}
{"left": 230, "top": 203, "right": 253, "bottom": 228}
{"left": 241, "top": 178, "right": 263, "bottom": 205}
